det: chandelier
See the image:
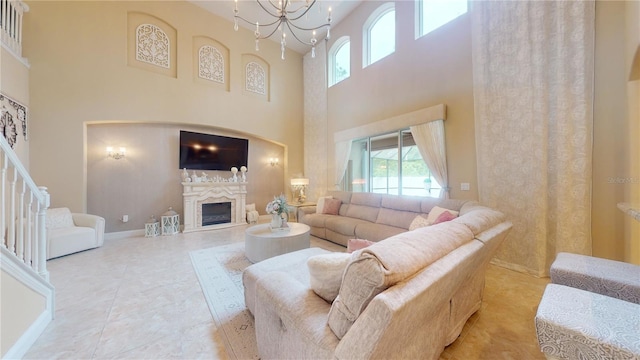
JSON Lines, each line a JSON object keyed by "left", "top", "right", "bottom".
{"left": 234, "top": 0, "right": 332, "bottom": 60}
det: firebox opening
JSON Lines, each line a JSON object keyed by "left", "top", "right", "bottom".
{"left": 202, "top": 202, "right": 232, "bottom": 226}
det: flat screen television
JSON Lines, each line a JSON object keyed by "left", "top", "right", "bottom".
{"left": 179, "top": 130, "right": 248, "bottom": 171}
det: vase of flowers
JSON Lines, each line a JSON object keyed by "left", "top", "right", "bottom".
{"left": 266, "top": 194, "right": 288, "bottom": 230}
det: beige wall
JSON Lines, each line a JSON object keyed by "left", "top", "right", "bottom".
{"left": 87, "top": 122, "right": 285, "bottom": 232}
{"left": 0, "top": 47, "right": 30, "bottom": 167}
{"left": 0, "top": 270, "right": 47, "bottom": 357}
{"left": 592, "top": 1, "right": 639, "bottom": 263}
{"left": 325, "top": 1, "right": 477, "bottom": 200}
{"left": 24, "top": 1, "right": 304, "bottom": 213}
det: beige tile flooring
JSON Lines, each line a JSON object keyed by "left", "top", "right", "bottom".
{"left": 24, "top": 225, "right": 549, "bottom": 360}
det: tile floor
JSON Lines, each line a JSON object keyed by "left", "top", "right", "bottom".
{"left": 24, "top": 225, "right": 549, "bottom": 360}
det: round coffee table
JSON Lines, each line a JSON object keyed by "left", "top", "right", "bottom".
{"left": 245, "top": 223, "right": 311, "bottom": 263}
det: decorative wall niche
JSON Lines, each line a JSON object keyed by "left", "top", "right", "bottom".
{"left": 242, "top": 54, "right": 270, "bottom": 101}
{"left": 127, "top": 12, "right": 177, "bottom": 78}
{"left": 193, "top": 36, "right": 230, "bottom": 92}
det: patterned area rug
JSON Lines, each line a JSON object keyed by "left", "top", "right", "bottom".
{"left": 189, "top": 242, "right": 259, "bottom": 360}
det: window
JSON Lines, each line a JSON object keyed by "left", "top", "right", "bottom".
{"left": 342, "top": 130, "right": 440, "bottom": 197}
{"left": 364, "top": 3, "right": 395, "bottom": 67}
{"left": 328, "top": 37, "right": 350, "bottom": 87}
{"left": 416, "top": 0, "right": 468, "bottom": 38}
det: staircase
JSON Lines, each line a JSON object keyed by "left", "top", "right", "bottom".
{"left": 0, "top": 132, "right": 54, "bottom": 359}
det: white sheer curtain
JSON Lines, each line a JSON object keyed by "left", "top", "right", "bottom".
{"left": 334, "top": 140, "right": 352, "bottom": 189}
{"left": 410, "top": 120, "right": 449, "bottom": 199}
{"left": 473, "top": 1, "right": 594, "bottom": 276}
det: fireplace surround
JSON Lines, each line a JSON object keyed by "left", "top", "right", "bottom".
{"left": 182, "top": 181, "right": 247, "bottom": 233}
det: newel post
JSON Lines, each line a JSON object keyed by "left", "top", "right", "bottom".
{"left": 37, "top": 186, "right": 50, "bottom": 281}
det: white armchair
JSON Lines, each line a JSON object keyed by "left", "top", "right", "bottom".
{"left": 246, "top": 203, "right": 259, "bottom": 224}
{"left": 46, "top": 207, "right": 105, "bottom": 260}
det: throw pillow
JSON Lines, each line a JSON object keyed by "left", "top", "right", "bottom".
{"left": 46, "top": 208, "right": 74, "bottom": 229}
{"left": 307, "top": 252, "right": 352, "bottom": 302}
{"left": 425, "top": 206, "right": 459, "bottom": 225}
{"left": 322, "top": 198, "right": 342, "bottom": 215}
{"left": 316, "top": 196, "right": 333, "bottom": 214}
{"left": 408, "top": 214, "right": 430, "bottom": 231}
{"left": 347, "top": 238, "right": 375, "bottom": 253}
{"left": 433, "top": 210, "right": 457, "bottom": 224}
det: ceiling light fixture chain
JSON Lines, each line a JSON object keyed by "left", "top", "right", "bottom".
{"left": 234, "top": 0, "right": 332, "bottom": 59}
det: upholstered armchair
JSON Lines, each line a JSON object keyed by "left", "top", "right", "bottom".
{"left": 46, "top": 207, "right": 105, "bottom": 260}
{"left": 535, "top": 252, "right": 640, "bottom": 359}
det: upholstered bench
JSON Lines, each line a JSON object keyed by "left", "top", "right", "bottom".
{"left": 243, "top": 247, "right": 332, "bottom": 315}
{"left": 535, "top": 283, "right": 640, "bottom": 360}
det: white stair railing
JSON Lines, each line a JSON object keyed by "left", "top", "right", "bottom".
{"left": 0, "top": 0, "right": 28, "bottom": 58}
{"left": 0, "top": 134, "right": 50, "bottom": 281}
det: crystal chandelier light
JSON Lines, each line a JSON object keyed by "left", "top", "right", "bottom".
{"left": 234, "top": 0, "right": 332, "bottom": 60}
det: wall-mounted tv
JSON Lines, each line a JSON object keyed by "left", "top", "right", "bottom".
{"left": 179, "top": 130, "right": 248, "bottom": 171}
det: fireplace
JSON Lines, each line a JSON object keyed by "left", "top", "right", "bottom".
{"left": 202, "top": 202, "right": 231, "bottom": 226}
{"left": 182, "top": 181, "right": 247, "bottom": 233}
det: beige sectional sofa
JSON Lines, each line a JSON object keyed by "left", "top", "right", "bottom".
{"left": 298, "top": 191, "right": 470, "bottom": 246}
{"left": 243, "top": 195, "right": 511, "bottom": 359}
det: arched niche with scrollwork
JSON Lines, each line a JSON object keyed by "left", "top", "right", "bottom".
{"left": 199, "top": 45, "right": 224, "bottom": 84}
{"left": 245, "top": 62, "right": 266, "bottom": 95}
{"left": 127, "top": 12, "right": 177, "bottom": 78}
{"left": 136, "top": 23, "right": 170, "bottom": 69}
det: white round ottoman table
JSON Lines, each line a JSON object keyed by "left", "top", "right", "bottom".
{"left": 245, "top": 223, "right": 311, "bottom": 263}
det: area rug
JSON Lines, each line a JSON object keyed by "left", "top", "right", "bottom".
{"left": 189, "top": 242, "right": 259, "bottom": 360}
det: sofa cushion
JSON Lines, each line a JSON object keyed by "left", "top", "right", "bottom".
{"left": 308, "top": 253, "right": 352, "bottom": 302}
{"left": 380, "top": 195, "right": 423, "bottom": 212}
{"left": 325, "top": 216, "right": 370, "bottom": 237}
{"left": 426, "top": 206, "right": 459, "bottom": 225}
{"left": 316, "top": 196, "right": 333, "bottom": 214}
{"left": 354, "top": 223, "right": 405, "bottom": 243}
{"left": 350, "top": 192, "right": 382, "bottom": 207}
{"left": 327, "top": 222, "right": 475, "bottom": 338}
{"left": 345, "top": 204, "right": 380, "bottom": 223}
{"left": 47, "top": 226, "right": 96, "bottom": 259}
{"left": 322, "top": 198, "right": 342, "bottom": 215}
{"left": 408, "top": 214, "right": 430, "bottom": 231}
{"left": 420, "top": 199, "right": 467, "bottom": 214}
{"left": 46, "top": 207, "right": 74, "bottom": 230}
{"left": 375, "top": 208, "right": 420, "bottom": 230}
{"left": 347, "top": 238, "right": 374, "bottom": 253}
{"left": 453, "top": 205, "right": 505, "bottom": 237}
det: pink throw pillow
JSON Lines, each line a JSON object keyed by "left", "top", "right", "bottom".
{"left": 322, "top": 198, "right": 342, "bottom": 215}
{"left": 433, "top": 210, "right": 457, "bottom": 224}
{"left": 347, "top": 238, "right": 375, "bottom": 253}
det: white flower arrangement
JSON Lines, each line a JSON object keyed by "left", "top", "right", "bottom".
{"left": 266, "top": 194, "right": 288, "bottom": 216}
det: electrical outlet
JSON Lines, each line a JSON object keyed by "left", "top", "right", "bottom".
{"left": 461, "top": 183, "right": 470, "bottom": 191}
{"left": 122, "top": 215, "right": 129, "bottom": 222}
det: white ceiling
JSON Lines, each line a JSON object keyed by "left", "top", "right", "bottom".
{"left": 189, "top": 0, "right": 362, "bottom": 54}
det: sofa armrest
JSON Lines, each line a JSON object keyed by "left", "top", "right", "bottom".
{"left": 71, "top": 213, "right": 106, "bottom": 247}
{"left": 551, "top": 252, "right": 640, "bottom": 304}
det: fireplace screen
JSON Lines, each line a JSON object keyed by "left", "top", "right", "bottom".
{"left": 202, "top": 202, "right": 232, "bottom": 226}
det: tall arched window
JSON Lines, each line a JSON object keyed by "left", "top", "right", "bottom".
{"left": 363, "top": 3, "right": 395, "bottom": 68}
{"left": 415, "top": 0, "right": 468, "bottom": 39}
{"left": 328, "top": 37, "right": 350, "bottom": 87}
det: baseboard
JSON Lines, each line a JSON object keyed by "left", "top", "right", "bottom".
{"left": 104, "top": 229, "right": 145, "bottom": 240}
{"left": 2, "top": 309, "right": 52, "bottom": 360}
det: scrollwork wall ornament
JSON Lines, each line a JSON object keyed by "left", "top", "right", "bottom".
{"left": 245, "top": 62, "right": 266, "bottom": 95}
{"left": 136, "top": 23, "right": 170, "bottom": 69}
{"left": 0, "top": 93, "right": 27, "bottom": 146}
{"left": 199, "top": 45, "right": 224, "bottom": 84}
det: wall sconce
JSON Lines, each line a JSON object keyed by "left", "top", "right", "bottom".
{"left": 291, "top": 178, "right": 309, "bottom": 203}
{"left": 107, "top": 146, "right": 126, "bottom": 160}
{"left": 269, "top": 157, "right": 279, "bottom": 166}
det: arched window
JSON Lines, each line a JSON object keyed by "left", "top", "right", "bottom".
{"left": 415, "top": 0, "right": 468, "bottom": 39}
{"left": 363, "top": 3, "right": 395, "bottom": 68}
{"left": 328, "top": 37, "right": 350, "bottom": 87}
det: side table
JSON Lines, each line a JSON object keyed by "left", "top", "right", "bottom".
{"left": 287, "top": 202, "right": 316, "bottom": 222}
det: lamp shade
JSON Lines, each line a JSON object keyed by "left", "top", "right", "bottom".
{"left": 291, "top": 178, "right": 310, "bottom": 186}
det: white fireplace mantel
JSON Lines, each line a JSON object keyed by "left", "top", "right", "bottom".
{"left": 182, "top": 181, "right": 247, "bottom": 233}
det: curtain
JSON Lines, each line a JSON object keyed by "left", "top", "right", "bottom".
{"left": 410, "top": 120, "right": 449, "bottom": 199}
{"left": 472, "top": 1, "right": 594, "bottom": 276}
{"left": 334, "top": 140, "right": 352, "bottom": 189}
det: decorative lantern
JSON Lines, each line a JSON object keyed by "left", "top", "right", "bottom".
{"left": 161, "top": 207, "right": 180, "bottom": 235}
{"left": 144, "top": 215, "right": 160, "bottom": 237}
